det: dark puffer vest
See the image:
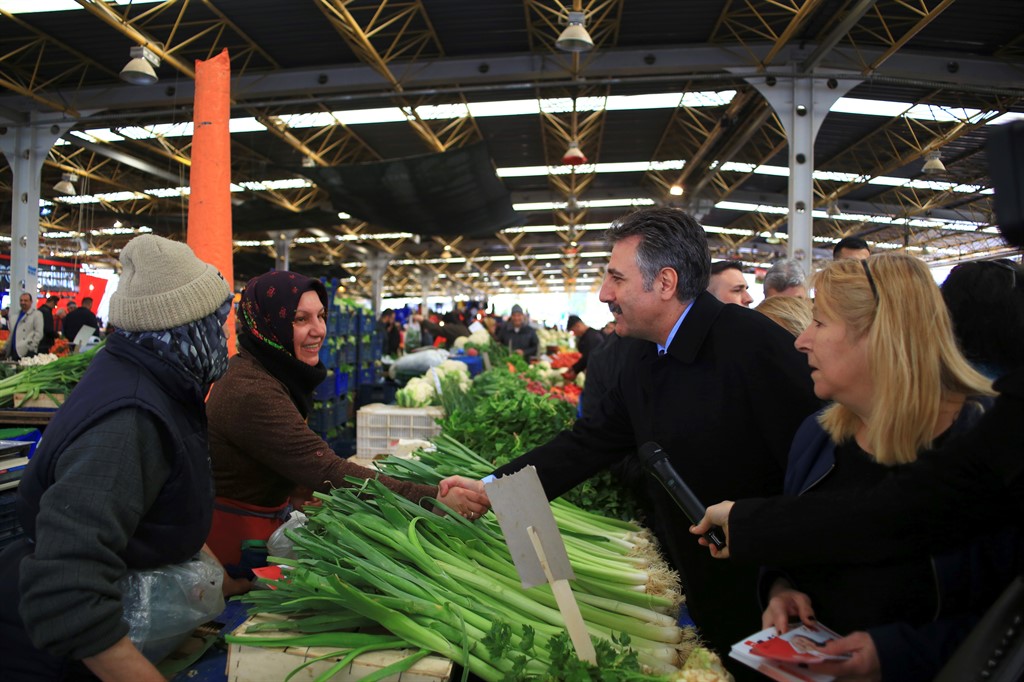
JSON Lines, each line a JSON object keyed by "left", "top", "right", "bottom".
{"left": 17, "top": 333, "right": 215, "bottom": 568}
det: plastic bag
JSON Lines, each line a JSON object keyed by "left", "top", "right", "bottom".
{"left": 118, "top": 552, "right": 225, "bottom": 663}
{"left": 266, "top": 510, "right": 308, "bottom": 560}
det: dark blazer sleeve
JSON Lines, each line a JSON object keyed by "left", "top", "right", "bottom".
{"left": 727, "top": 373, "right": 1024, "bottom": 566}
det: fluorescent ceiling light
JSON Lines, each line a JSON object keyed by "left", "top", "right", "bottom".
{"left": 831, "top": 98, "right": 996, "bottom": 125}
{"left": 512, "top": 198, "right": 653, "bottom": 211}
{"left": 0, "top": 0, "right": 161, "bottom": 14}
{"left": 72, "top": 129, "right": 125, "bottom": 144}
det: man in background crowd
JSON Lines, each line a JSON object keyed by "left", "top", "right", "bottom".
{"left": 833, "top": 236, "right": 871, "bottom": 260}
{"left": 707, "top": 261, "right": 753, "bottom": 307}
{"left": 565, "top": 314, "right": 604, "bottom": 377}
{"left": 62, "top": 297, "right": 99, "bottom": 348}
{"left": 496, "top": 304, "right": 539, "bottom": 359}
{"left": 5, "top": 294, "right": 44, "bottom": 360}
{"left": 37, "top": 296, "right": 59, "bottom": 354}
{"left": 762, "top": 258, "right": 808, "bottom": 299}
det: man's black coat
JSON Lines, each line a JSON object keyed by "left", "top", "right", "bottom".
{"left": 494, "top": 292, "right": 820, "bottom": 659}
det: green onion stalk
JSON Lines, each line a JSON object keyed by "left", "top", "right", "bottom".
{"left": 230, "top": 477, "right": 707, "bottom": 681}
{"left": 0, "top": 343, "right": 104, "bottom": 407}
{"left": 375, "top": 435, "right": 682, "bottom": 610}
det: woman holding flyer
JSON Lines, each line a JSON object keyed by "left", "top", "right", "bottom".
{"left": 754, "top": 254, "right": 1022, "bottom": 681}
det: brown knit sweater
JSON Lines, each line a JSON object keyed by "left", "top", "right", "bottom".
{"left": 207, "top": 351, "right": 438, "bottom": 507}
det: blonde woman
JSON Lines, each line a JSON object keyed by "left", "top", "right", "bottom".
{"left": 754, "top": 295, "right": 813, "bottom": 337}
{"left": 758, "top": 254, "right": 1019, "bottom": 682}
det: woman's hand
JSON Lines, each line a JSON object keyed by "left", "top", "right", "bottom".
{"left": 436, "top": 476, "right": 490, "bottom": 520}
{"left": 690, "top": 500, "right": 733, "bottom": 558}
{"left": 808, "top": 631, "right": 881, "bottom": 682}
{"left": 763, "top": 579, "right": 816, "bottom": 633}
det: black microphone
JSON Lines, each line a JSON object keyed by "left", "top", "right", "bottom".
{"left": 638, "top": 441, "right": 726, "bottom": 550}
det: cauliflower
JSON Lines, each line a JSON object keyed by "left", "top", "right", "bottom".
{"left": 438, "top": 359, "right": 470, "bottom": 375}
{"left": 18, "top": 353, "right": 59, "bottom": 367}
{"left": 396, "top": 377, "right": 436, "bottom": 407}
{"left": 467, "top": 329, "right": 491, "bottom": 347}
{"left": 452, "top": 336, "right": 468, "bottom": 350}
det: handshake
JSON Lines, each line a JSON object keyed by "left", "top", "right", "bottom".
{"left": 435, "top": 475, "right": 491, "bottom": 521}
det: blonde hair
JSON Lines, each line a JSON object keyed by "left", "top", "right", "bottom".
{"left": 814, "top": 253, "right": 995, "bottom": 465}
{"left": 755, "top": 296, "right": 813, "bottom": 336}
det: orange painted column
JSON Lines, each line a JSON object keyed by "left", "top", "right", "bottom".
{"left": 187, "top": 48, "right": 236, "bottom": 354}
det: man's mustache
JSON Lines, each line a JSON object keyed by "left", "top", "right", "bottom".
{"left": 608, "top": 303, "right": 623, "bottom": 315}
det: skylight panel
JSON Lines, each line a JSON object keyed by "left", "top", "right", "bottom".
{"left": 72, "top": 129, "right": 125, "bottom": 143}
{"left": 229, "top": 117, "right": 267, "bottom": 134}
{"left": 467, "top": 100, "right": 541, "bottom": 117}
{"left": 0, "top": 0, "right": 161, "bottom": 14}
{"left": 276, "top": 112, "right": 339, "bottom": 129}
{"left": 332, "top": 107, "right": 408, "bottom": 125}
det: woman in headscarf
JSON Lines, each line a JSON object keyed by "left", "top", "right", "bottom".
{"left": 0, "top": 235, "right": 234, "bottom": 681}
{"left": 205, "top": 271, "right": 487, "bottom": 574}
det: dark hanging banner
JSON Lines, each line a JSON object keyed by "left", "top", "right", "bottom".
{"left": 298, "top": 141, "right": 523, "bottom": 238}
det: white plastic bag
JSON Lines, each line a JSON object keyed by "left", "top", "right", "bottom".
{"left": 267, "top": 510, "right": 308, "bottom": 560}
{"left": 118, "top": 552, "right": 225, "bottom": 663}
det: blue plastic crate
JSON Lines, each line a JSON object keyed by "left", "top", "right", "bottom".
{"left": 357, "top": 366, "right": 374, "bottom": 385}
{"left": 450, "top": 354, "right": 483, "bottom": 376}
{"left": 334, "top": 397, "right": 349, "bottom": 427}
{"left": 335, "top": 370, "right": 350, "bottom": 396}
{"left": 318, "top": 344, "right": 337, "bottom": 369}
{"left": 340, "top": 343, "right": 357, "bottom": 366}
{"left": 313, "top": 374, "right": 339, "bottom": 400}
{"left": 336, "top": 311, "right": 353, "bottom": 336}
{"left": 308, "top": 402, "right": 333, "bottom": 433}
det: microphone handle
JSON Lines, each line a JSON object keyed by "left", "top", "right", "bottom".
{"left": 650, "top": 458, "right": 727, "bottom": 550}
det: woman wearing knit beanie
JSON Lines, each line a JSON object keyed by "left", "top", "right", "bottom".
{"left": 204, "top": 270, "right": 488, "bottom": 575}
{"left": 0, "top": 235, "right": 234, "bottom": 681}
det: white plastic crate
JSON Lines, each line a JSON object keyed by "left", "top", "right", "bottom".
{"left": 355, "top": 403, "right": 444, "bottom": 458}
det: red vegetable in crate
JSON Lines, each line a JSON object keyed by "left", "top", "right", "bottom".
{"left": 549, "top": 351, "right": 581, "bottom": 369}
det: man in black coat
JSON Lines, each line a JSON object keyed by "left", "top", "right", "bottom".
{"left": 565, "top": 314, "right": 604, "bottom": 376}
{"left": 62, "top": 297, "right": 99, "bottom": 347}
{"left": 37, "top": 296, "right": 59, "bottom": 354}
{"left": 467, "top": 208, "right": 821, "bottom": 674}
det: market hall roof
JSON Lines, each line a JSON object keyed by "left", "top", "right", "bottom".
{"left": 0, "top": 0, "right": 1022, "bottom": 294}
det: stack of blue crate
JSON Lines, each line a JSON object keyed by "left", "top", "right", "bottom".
{"left": 305, "top": 292, "right": 366, "bottom": 457}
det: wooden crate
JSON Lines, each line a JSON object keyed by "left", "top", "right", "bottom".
{"left": 227, "top": 614, "right": 452, "bottom": 682}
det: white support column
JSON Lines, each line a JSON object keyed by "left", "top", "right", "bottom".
{"left": 366, "top": 253, "right": 391, "bottom": 317}
{"left": 0, "top": 119, "right": 75, "bottom": 305}
{"left": 271, "top": 230, "right": 299, "bottom": 271}
{"left": 750, "top": 75, "right": 859, "bottom": 274}
{"left": 418, "top": 270, "right": 434, "bottom": 315}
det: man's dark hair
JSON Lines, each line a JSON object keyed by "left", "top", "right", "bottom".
{"left": 833, "top": 236, "right": 870, "bottom": 258}
{"left": 606, "top": 207, "right": 710, "bottom": 302}
{"left": 710, "top": 261, "right": 743, "bottom": 276}
{"left": 566, "top": 315, "right": 583, "bottom": 330}
{"left": 941, "top": 259, "right": 1024, "bottom": 373}
{"left": 80, "top": 297, "right": 92, "bottom": 307}
{"left": 45, "top": 295, "right": 59, "bottom": 305}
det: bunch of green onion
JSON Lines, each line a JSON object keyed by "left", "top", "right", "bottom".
{"left": 230, "top": 478, "right": 695, "bottom": 680}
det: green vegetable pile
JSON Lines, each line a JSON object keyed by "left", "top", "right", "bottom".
{"left": 436, "top": 365, "right": 642, "bottom": 522}
{"left": 0, "top": 343, "right": 104, "bottom": 407}
{"left": 230, "top": 469, "right": 711, "bottom": 681}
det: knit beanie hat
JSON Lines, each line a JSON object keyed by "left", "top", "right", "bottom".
{"left": 109, "top": 234, "right": 231, "bottom": 332}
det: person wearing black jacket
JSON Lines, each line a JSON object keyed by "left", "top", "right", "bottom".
{"left": 444, "top": 207, "right": 821, "bottom": 678}
{"left": 565, "top": 314, "right": 604, "bottom": 376}
{"left": 0, "top": 235, "right": 235, "bottom": 682}
{"left": 62, "top": 297, "right": 100, "bottom": 346}
{"left": 37, "top": 296, "right": 58, "bottom": 354}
